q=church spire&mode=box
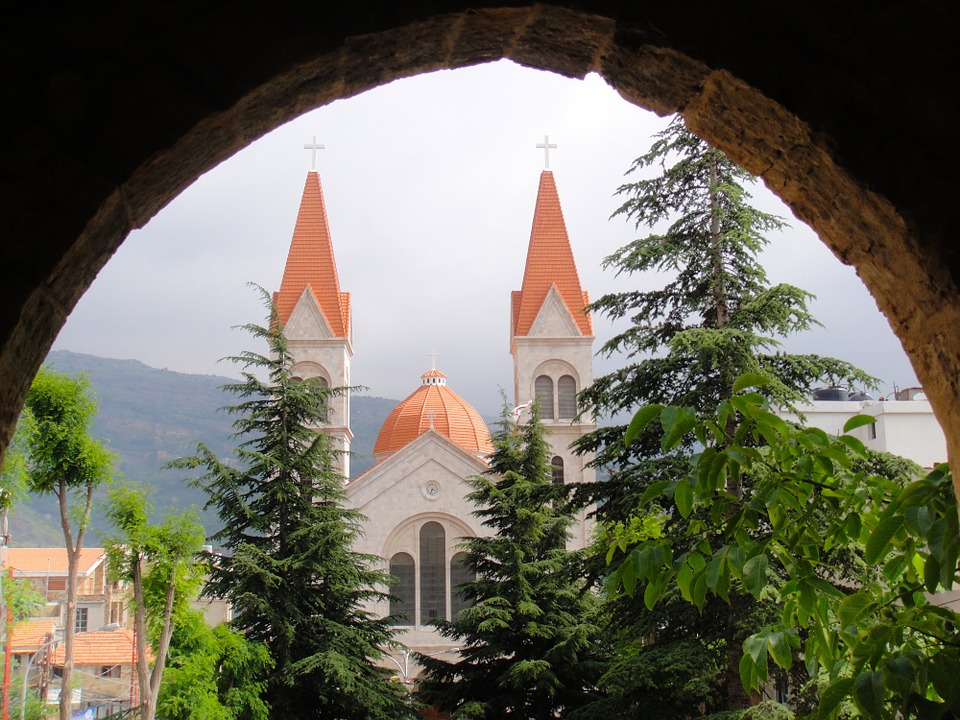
[274,170,350,339]
[511,170,592,339]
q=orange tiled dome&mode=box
[373,370,493,461]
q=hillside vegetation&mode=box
[8,351,398,546]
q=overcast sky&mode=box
[51,60,919,419]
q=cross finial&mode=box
[304,136,325,170]
[536,135,557,169]
[428,411,436,430]
[427,348,440,370]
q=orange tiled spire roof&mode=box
[373,369,493,461]
[274,171,350,338]
[512,171,592,338]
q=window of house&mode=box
[99,665,121,678]
[551,456,565,485]
[419,522,447,624]
[110,600,123,625]
[449,552,474,619]
[75,607,88,634]
[535,375,554,420]
[47,578,66,592]
[557,375,577,419]
[388,553,415,625]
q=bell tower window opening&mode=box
[535,375,555,420]
[420,522,447,623]
[557,375,577,419]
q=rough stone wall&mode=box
[1,3,955,492]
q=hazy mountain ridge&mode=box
[9,351,400,547]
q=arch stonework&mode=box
[2,4,955,493]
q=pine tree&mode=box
[574,117,874,714]
[415,402,605,719]
[172,288,413,720]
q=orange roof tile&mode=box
[274,171,350,338]
[50,629,150,666]
[512,171,593,338]
[374,370,493,460]
[5,547,105,575]
[7,619,56,653]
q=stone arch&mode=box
[2,4,956,498]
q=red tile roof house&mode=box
[4,548,127,635]
[48,629,148,717]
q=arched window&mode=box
[420,522,446,624]
[551,456,565,485]
[558,375,577,419]
[388,553,415,625]
[535,375,554,420]
[449,552,474,619]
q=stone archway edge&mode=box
[1,4,955,500]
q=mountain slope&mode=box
[8,351,397,546]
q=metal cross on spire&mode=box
[536,135,557,169]
[427,348,441,370]
[303,136,325,169]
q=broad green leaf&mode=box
[924,554,942,594]
[625,404,664,445]
[619,554,637,597]
[743,633,766,664]
[643,578,662,611]
[865,515,904,564]
[637,480,672,509]
[843,414,877,433]
[674,479,693,517]
[838,591,873,630]
[767,631,793,670]
[660,406,696,452]
[732,373,771,393]
[903,504,934,538]
[742,554,768,598]
[818,677,855,718]
[676,561,693,602]
[853,670,885,719]
[930,652,960,705]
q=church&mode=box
[271,145,596,660]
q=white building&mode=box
[782,387,947,469]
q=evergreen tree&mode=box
[172,288,413,720]
[416,402,605,719]
[574,117,873,714]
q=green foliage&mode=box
[173,286,414,720]
[572,116,878,715]
[157,610,272,720]
[415,401,606,719]
[102,483,206,646]
[1,574,43,622]
[605,385,960,719]
[23,366,113,499]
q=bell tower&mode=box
[511,139,596,545]
[274,139,353,477]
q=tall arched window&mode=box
[388,553,415,625]
[449,552,474,619]
[558,375,577,419]
[420,522,446,624]
[535,375,555,420]
[551,456,565,485]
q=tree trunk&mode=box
[58,482,75,720]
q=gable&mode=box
[285,286,334,340]
[346,430,488,506]
[528,284,582,337]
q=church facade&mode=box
[272,153,596,660]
